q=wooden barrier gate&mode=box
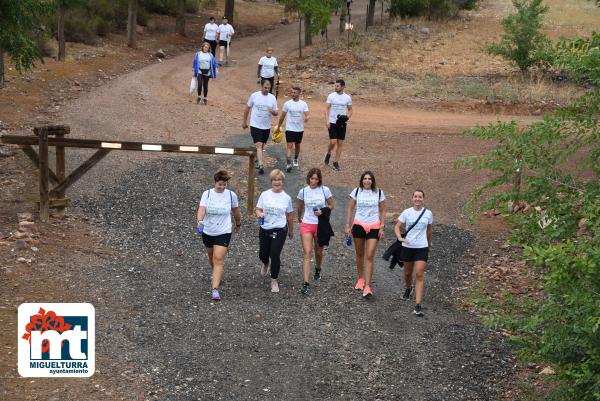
[1,125,258,222]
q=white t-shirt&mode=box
[218,24,234,42]
[247,91,278,130]
[327,92,352,124]
[204,23,219,41]
[256,189,293,230]
[350,188,385,225]
[399,207,433,249]
[282,100,309,133]
[199,189,239,236]
[259,56,278,78]
[297,186,332,225]
[196,51,212,70]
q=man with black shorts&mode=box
[243,80,278,175]
[324,79,353,171]
[275,86,309,172]
[217,16,234,66]
[203,17,219,56]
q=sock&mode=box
[294,154,299,160]
[287,158,291,164]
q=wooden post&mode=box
[247,154,256,215]
[38,128,49,222]
[55,132,66,217]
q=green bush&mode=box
[389,0,426,18]
[459,30,600,401]
[484,0,551,72]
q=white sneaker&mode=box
[271,281,280,293]
[292,159,299,167]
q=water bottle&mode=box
[346,234,352,246]
[258,215,265,225]
[313,207,319,214]
[197,223,204,235]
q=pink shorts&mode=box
[300,222,318,238]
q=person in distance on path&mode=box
[196,170,242,301]
[202,16,219,56]
[256,169,294,293]
[192,42,216,105]
[297,168,334,295]
[257,47,279,94]
[275,86,309,172]
[324,79,352,171]
[345,171,386,298]
[243,80,278,175]
[394,189,433,316]
[217,16,235,66]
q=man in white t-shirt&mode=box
[324,79,353,171]
[243,80,278,175]
[217,16,235,66]
[203,16,219,56]
[275,86,309,172]
[257,48,279,94]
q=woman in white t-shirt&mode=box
[344,171,386,298]
[297,167,334,295]
[196,170,242,301]
[394,189,433,316]
[257,47,278,94]
[256,169,294,293]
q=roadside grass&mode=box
[543,0,600,38]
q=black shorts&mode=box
[206,40,217,54]
[328,123,347,140]
[351,224,379,240]
[202,232,232,248]
[285,130,304,143]
[250,127,270,143]
[400,247,429,262]
[219,40,229,47]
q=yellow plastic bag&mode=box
[272,126,283,144]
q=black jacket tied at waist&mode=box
[317,207,335,247]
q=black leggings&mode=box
[259,227,287,279]
[197,70,210,98]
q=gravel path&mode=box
[72,150,514,400]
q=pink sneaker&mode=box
[354,277,365,290]
[362,286,373,298]
[211,288,221,301]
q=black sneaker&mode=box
[332,162,340,171]
[413,303,424,316]
[402,287,412,301]
[324,153,331,165]
[259,165,265,175]
[203,98,208,105]
[299,282,309,295]
[286,162,292,172]
[314,268,321,280]
[196,97,202,104]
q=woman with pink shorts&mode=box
[297,168,334,295]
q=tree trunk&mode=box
[339,7,346,34]
[366,0,376,27]
[127,0,137,48]
[176,0,185,36]
[58,3,66,61]
[304,16,312,46]
[225,0,235,24]
[298,18,302,59]
[0,46,4,88]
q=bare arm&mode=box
[347,104,353,120]
[326,196,334,211]
[276,111,287,131]
[344,198,356,235]
[196,206,206,226]
[232,207,242,233]
[255,207,264,219]
[297,199,304,223]
[304,110,310,122]
[325,104,331,128]
[427,224,433,248]
[257,64,262,78]
[287,212,294,239]
[242,106,250,129]
[378,199,386,239]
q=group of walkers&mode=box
[192,18,433,317]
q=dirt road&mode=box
[2,1,522,400]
